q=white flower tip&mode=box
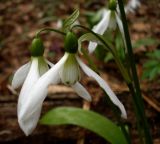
[88,42,97,54]
[85,95,92,102]
[121,112,127,119]
[120,106,127,119]
[11,81,18,89]
[18,118,34,136]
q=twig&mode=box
[142,94,160,112]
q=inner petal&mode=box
[60,53,80,85]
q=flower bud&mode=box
[108,0,117,11]
[64,32,78,53]
[30,37,44,56]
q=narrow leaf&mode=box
[40,107,127,144]
[63,9,79,31]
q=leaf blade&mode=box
[40,107,127,144]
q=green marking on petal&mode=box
[33,57,49,76]
[60,53,80,85]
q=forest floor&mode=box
[0,0,160,143]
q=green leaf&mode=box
[40,107,127,144]
[142,65,160,80]
[146,50,160,59]
[104,52,114,62]
[149,67,159,80]
[143,60,159,68]
[63,9,79,32]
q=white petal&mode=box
[115,13,127,50]
[115,13,123,37]
[92,9,111,35]
[88,42,98,54]
[108,12,117,30]
[88,9,111,54]
[125,0,140,13]
[72,82,91,101]
[12,62,31,89]
[18,53,69,135]
[45,59,54,67]
[19,105,42,136]
[18,58,40,135]
[18,59,39,111]
[77,57,127,118]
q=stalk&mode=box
[117,1,153,143]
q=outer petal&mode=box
[115,13,127,50]
[19,105,42,136]
[125,0,140,13]
[76,57,127,118]
[71,82,92,101]
[88,9,111,54]
[88,42,98,54]
[12,62,31,89]
[18,53,69,135]
[45,59,54,67]
[18,58,40,135]
[92,9,111,35]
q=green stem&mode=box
[128,84,145,144]
[36,28,66,37]
[117,1,153,144]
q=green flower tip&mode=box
[64,32,78,54]
[108,0,117,11]
[30,37,45,57]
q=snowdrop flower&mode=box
[11,37,53,135]
[125,0,141,13]
[88,0,125,54]
[18,32,127,135]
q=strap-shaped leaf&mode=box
[63,9,79,32]
[40,107,127,144]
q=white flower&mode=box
[88,8,125,54]
[18,52,127,135]
[125,0,141,13]
[11,56,53,135]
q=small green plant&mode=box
[142,49,160,80]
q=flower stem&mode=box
[36,28,66,38]
[117,0,153,144]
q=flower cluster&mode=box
[88,0,141,53]
[12,31,127,135]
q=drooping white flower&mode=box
[125,0,141,13]
[88,8,125,54]
[11,37,53,135]
[18,32,127,136]
[12,57,53,135]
